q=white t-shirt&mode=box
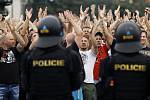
[79,50,96,83]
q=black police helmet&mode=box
[114,21,142,53]
[36,15,64,48]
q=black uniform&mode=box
[20,45,82,100]
[100,53,150,100]
[20,15,82,100]
[99,21,150,100]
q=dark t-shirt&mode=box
[0,47,20,84]
[67,41,79,53]
[67,41,85,81]
[139,46,150,57]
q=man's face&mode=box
[80,37,89,50]
[31,32,39,42]
[140,32,147,46]
[82,27,91,38]
[95,35,103,47]
[4,33,16,47]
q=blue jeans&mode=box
[72,87,83,100]
[0,84,19,100]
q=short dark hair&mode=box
[95,32,103,38]
[141,30,148,37]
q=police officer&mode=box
[100,21,150,100]
[20,15,82,100]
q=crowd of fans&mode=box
[0,4,150,100]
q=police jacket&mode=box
[20,45,82,100]
[100,52,150,100]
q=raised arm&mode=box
[64,10,83,48]
[102,19,114,46]
[6,19,26,51]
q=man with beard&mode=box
[79,35,97,100]
[79,32,107,100]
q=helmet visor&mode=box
[115,41,142,53]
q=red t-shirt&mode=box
[93,44,108,80]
